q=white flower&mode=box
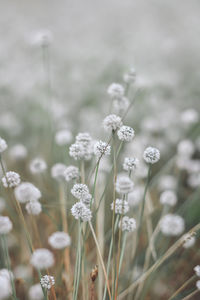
[48,231,71,249]
[71,202,92,222]
[14,182,41,203]
[40,275,55,290]
[72,132,93,160]
[123,157,139,171]
[103,114,122,132]
[55,129,73,146]
[0,197,6,213]
[80,193,92,208]
[2,171,21,188]
[123,67,136,84]
[117,126,135,142]
[113,97,130,114]
[69,143,85,160]
[115,175,134,194]
[107,83,124,99]
[196,280,200,290]
[177,139,195,158]
[26,201,42,215]
[28,283,43,300]
[143,147,160,164]
[160,214,185,236]
[0,269,14,281]
[194,265,200,277]
[71,184,89,200]
[30,249,54,270]
[119,216,136,232]
[94,140,111,158]
[30,29,53,47]
[30,158,47,174]
[182,234,196,249]
[51,163,67,181]
[128,186,143,207]
[75,132,92,146]
[9,144,27,160]
[180,109,199,126]
[64,166,79,182]
[0,137,7,153]
[0,276,12,300]
[0,216,12,234]
[159,190,177,207]
[159,175,177,191]
[111,199,129,214]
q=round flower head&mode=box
[196,280,200,290]
[117,126,135,142]
[123,157,139,171]
[69,143,85,160]
[26,201,42,215]
[80,193,92,208]
[30,248,54,270]
[107,83,124,99]
[119,216,136,232]
[94,140,111,158]
[71,202,92,222]
[0,197,6,213]
[51,163,67,181]
[14,182,41,203]
[113,97,130,114]
[48,231,71,249]
[9,144,27,160]
[159,190,177,207]
[40,275,55,290]
[0,216,12,234]
[103,114,122,132]
[71,184,89,200]
[123,67,136,84]
[30,29,53,47]
[143,147,160,164]
[0,269,14,281]
[64,165,79,182]
[0,276,12,300]
[180,108,199,126]
[55,129,72,146]
[177,139,195,158]
[111,199,129,214]
[0,137,7,153]
[159,175,177,191]
[75,132,92,146]
[128,186,143,207]
[30,158,47,174]
[160,214,185,236]
[2,171,21,188]
[182,234,196,249]
[115,175,134,194]
[28,283,43,300]
[194,265,200,277]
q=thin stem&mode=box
[89,221,112,300]
[168,275,197,300]
[73,221,82,300]
[182,289,199,300]
[118,232,127,277]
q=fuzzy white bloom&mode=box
[2,171,21,188]
[182,234,196,249]
[123,157,139,171]
[30,158,47,174]
[160,214,185,236]
[26,201,42,215]
[0,216,12,234]
[128,186,143,207]
[180,109,199,126]
[51,163,67,181]
[0,269,14,281]
[71,184,89,200]
[71,202,92,222]
[119,216,136,232]
[28,283,43,300]
[107,83,124,99]
[0,197,6,213]
[30,29,53,47]
[55,129,73,146]
[123,67,136,84]
[94,140,111,158]
[48,231,71,249]
[196,280,200,290]
[117,126,135,142]
[30,249,54,270]
[64,166,79,182]
[103,114,122,132]
[113,97,130,114]
[40,275,55,290]
[159,190,177,206]
[69,143,85,160]
[187,173,200,188]
[74,132,93,160]
[159,175,177,191]
[14,182,41,203]
[80,193,93,208]
[111,199,129,214]
[0,275,12,300]
[194,265,200,277]
[0,137,7,153]
[9,144,27,160]
[177,139,195,158]
[143,147,160,164]
[115,175,134,194]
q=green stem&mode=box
[118,232,127,275]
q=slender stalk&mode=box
[181,289,199,300]
[73,221,82,300]
[89,221,112,300]
[168,275,197,300]
[118,232,127,277]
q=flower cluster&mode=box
[119,216,136,232]
[93,140,111,158]
[48,231,71,249]
[2,171,21,188]
[143,147,160,164]
[123,157,139,171]
[103,114,122,132]
[70,132,93,161]
[0,216,12,234]
[115,175,134,194]
[40,275,55,290]
[30,249,54,270]
[111,199,129,214]
[117,126,135,142]
[0,137,7,153]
